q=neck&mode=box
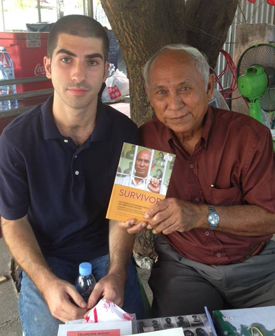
[175,129,202,156]
[52,97,98,146]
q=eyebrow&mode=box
[55,49,104,60]
[152,80,193,89]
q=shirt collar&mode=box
[201,105,214,150]
[41,95,112,142]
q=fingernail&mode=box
[144,214,149,219]
[152,229,157,234]
[141,222,147,228]
[147,225,152,229]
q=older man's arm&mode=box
[87,219,135,309]
[143,198,275,236]
[120,200,275,236]
[1,215,87,322]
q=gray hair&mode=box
[143,44,210,90]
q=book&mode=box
[137,313,215,336]
[106,142,176,223]
[212,306,275,336]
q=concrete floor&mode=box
[0,238,22,336]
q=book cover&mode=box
[212,306,275,336]
[106,142,176,223]
[137,313,215,336]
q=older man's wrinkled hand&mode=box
[144,198,205,235]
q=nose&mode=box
[140,160,145,166]
[168,92,184,111]
[71,61,86,84]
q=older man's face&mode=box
[147,49,214,140]
[135,150,151,178]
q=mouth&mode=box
[166,113,191,124]
[67,87,89,96]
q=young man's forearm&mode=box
[108,219,135,279]
[1,215,57,292]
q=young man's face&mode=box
[44,33,108,111]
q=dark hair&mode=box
[47,15,109,60]
[156,169,163,178]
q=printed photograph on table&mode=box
[106,142,176,223]
[138,315,214,335]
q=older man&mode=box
[121,44,275,317]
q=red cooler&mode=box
[0,32,52,93]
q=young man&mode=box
[121,44,275,316]
[0,15,143,335]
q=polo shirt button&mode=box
[216,253,221,257]
[64,139,68,143]
[195,198,200,202]
[75,155,77,158]
[190,164,194,169]
[75,171,80,175]
[205,231,209,236]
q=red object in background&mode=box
[0,32,52,93]
[267,0,275,5]
[247,0,257,2]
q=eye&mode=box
[179,86,191,92]
[61,57,71,64]
[87,59,100,66]
[156,90,167,95]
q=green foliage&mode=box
[14,0,37,10]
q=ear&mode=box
[144,84,149,97]
[44,56,51,79]
[206,73,215,101]
[103,62,109,82]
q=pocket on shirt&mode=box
[210,185,241,205]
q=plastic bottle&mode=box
[0,65,11,111]
[75,262,96,303]
[0,46,18,109]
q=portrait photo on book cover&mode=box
[116,143,175,196]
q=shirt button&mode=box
[75,155,77,158]
[190,164,194,169]
[216,253,221,257]
[195,198,200,203]
[64,139,68,143]
[75,171,79,175]
[205,231,209,236]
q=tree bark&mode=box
[101,0,238,126]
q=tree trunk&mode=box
[101,0,238,126]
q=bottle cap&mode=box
[79,262,92,276]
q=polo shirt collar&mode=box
[41,95,61,140]
[41,95,112,142]
[89,99,112,142]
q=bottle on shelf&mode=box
[0,46,18,109]
[75,262,96,303]
[0,64,11,111]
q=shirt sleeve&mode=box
[0,132,30,220]
[242,126,275,213]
